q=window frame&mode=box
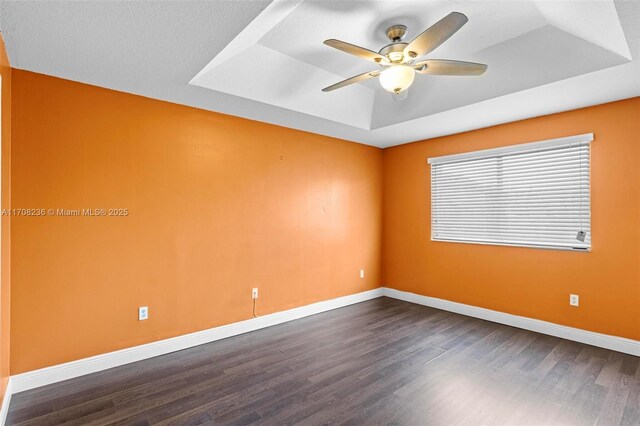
[428,133,593,252]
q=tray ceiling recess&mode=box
[190,0,638,145]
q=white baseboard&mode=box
[0,378,12,426]
[8,286,638,399]
[382,287,640,357]
[10,288,383,394]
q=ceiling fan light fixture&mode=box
[379,65,415,93]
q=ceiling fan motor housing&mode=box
[379,42,408,63]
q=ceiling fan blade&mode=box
[322,70,381,92]
[324,39,388,64]
[404,12,468,59]
[414,60,487,76]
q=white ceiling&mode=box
[2,0,639,148]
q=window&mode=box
[429,133,592,251]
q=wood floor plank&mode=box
[6,297,639,425]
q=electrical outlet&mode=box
[252,288,259,299]
[138,306,149,320]
[360,269,365,279]
[569,294,579,307]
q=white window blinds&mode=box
[429,134,593,251]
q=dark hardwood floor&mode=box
[7,297,640,425]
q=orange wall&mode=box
[0,32,12,406]
[383,98,640,340]
[10,70,382,374]
[7,68,639,376]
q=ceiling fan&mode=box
[322,12,487,95]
